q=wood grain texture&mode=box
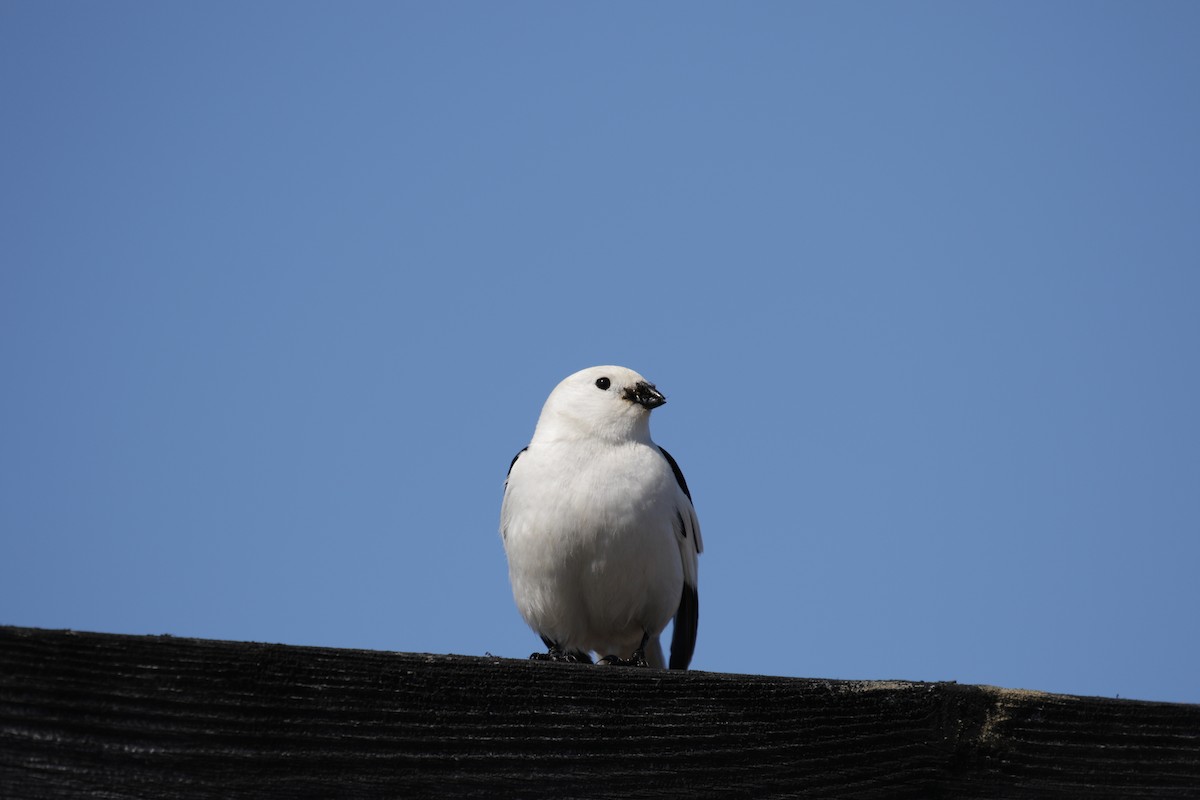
[1,626,1197,799]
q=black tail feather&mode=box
[669,584,699,670]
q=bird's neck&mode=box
[532,411,653,446]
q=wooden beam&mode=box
[2,626,1197,798]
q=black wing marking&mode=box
[669,583,699,670]
[657,446,692,502]
[506,447,528,482]
[663,445,700,668]
[501,447,529,541]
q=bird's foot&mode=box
[597,648,650,668]
[597,632,652,667]
[530,646,590,664]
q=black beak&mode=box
[624,380,666,410]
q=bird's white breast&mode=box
[501,439,684,657]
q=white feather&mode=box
[500,365,702,669]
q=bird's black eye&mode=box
[595,377,611,390]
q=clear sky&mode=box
[3,3,1198,704]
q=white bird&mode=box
[500,366,703,670]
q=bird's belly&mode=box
[505,509,683,655]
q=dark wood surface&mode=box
[2,626,1197,798]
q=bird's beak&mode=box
[625,381,667,410]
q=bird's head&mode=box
[532,365,666,444]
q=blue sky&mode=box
[3,3,1198,704]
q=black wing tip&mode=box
[669,584,699,670]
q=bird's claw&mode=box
[597,648,650,668]
[530,647,589,664]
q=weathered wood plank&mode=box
[1,626,1197,798]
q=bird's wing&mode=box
[505,446,528,484]
[658,446,704,557]
[500,447,528,541]
[659,446,701,670]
